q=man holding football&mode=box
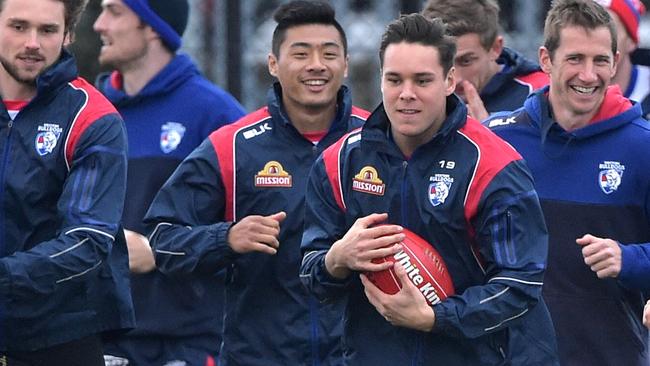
[300,13,558,365]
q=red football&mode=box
[365,228,454,305]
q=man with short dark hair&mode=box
[300,13,558,365]
[487,0,650,364]
[144,1,367,365]
[94,0,245,365]
[422,0,549,120]
[0,0,133,364]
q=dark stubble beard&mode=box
[0,53,51,87]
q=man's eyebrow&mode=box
[288,41,342,48]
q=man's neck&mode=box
[0,68,37,101]
[548,91,599,131]
[118,47,174,96]
[283,99,337,134]
[392,119,443,159]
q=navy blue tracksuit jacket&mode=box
[97,53,245,365]
[301,96,558,365]
[145,84,367,366]
[0,51,134,351]
[487,86,650,366]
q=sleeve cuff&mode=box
[431,302,450,333]
[618,243,650,290]
[215,221,237,255]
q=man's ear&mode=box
[63,31,72,47]
[445,66,456,96]
[489,35,504,61]
[268,53,278,78]
[611,50,620,79]
[539,46,552,74]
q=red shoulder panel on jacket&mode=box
[65,78,120,169]
[514,71,549,92]
[351,106,370,120]
[459,118,522,222]
[210,107,272,221]
[321,129,361,212]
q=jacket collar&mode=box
[481,47,541,97]
[525,85,642,142]
[33,49,77,99]
[96,53,198,105]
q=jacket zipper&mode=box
[309,292,321,366]
[400,160,409,227]
[399,159,424,365]
[0,119,15,255]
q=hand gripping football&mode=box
[365,228,454,305]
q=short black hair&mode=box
[379,13,456,75]
[271,0,347,57]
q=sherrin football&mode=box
[365,228,454,305]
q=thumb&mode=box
[394,262,415,292]
[269,211,287,223]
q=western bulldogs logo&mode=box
[429,174,453,206]
[160,122,186,153]
[598,161,625,194]
[35,123,63,156]
[255,161,292,187]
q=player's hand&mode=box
[227,212,286,255]
[461,80,489,121]
[576,234,622,278]
[125,229,156,273]
[360,262,435,331]
[325,213,403,279]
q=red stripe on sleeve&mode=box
[460,118,522,223]
[65,78,120,169]
[210,107,271,221]
[321,129,361,212]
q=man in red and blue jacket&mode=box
[300,14,558,366]
[0,0,133,364]
[144,2,367,365]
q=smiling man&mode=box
[0,0,133,364]
[300,13,558,365]
[486,1,650,365]
[143,1,367,365]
